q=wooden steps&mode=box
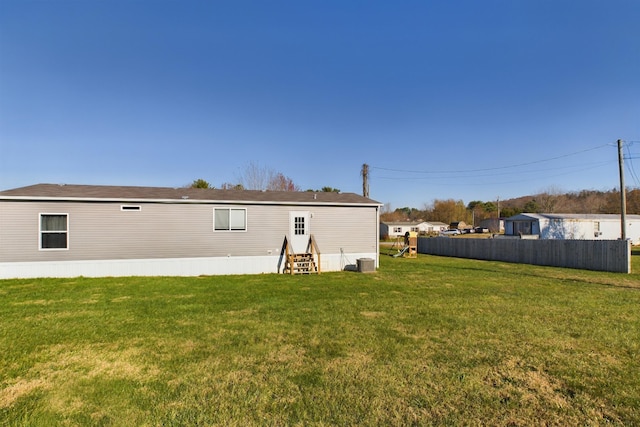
[284,252,319,275]
[282,235,321,275]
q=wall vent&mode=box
[121,205,141,211]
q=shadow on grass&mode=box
[418,254,640,291]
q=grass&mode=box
[1,255,639,426]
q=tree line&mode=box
[187,162,340,193]
[184,161,635,226]
[381,188,638,226]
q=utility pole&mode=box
[618,139,627,240]
[496,196,501,233]
[361,164,369,198]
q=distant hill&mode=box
[381,188,637,225]
[498,188,637,217]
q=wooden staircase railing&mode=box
[283,235,321,275]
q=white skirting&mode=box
[0,252,378,279]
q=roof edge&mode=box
[0,194,382,207]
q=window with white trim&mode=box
[214,208,247,231]
[40,214,69,250]
[393,227,402,233]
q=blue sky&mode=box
[1,1,638,209]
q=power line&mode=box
[371,143,611,175]
[374,161,612,187]
[372,160,613,181]
[625,143,640,187]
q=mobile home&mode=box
[0,184,381,279]
[504,213,639,244]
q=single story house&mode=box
[380,221,448,238]
[381,221,423,238]
[0,184,381,279]
[504,213,640,244]
[428,222,449,233]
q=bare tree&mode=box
[220,182,245,190]
[237,161,299,191]
[267,173,299,191]
[535,186,566,213]
[238,161,271,190]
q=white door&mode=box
[289,211,310,253]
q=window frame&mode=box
[213,207,247,232]
[39,213,69,251]
[293,215,306,235]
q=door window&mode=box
[294,216,306,235]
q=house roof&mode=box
[507,213,640,221]
[0,184,381,207]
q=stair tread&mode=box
[285,251,318,274]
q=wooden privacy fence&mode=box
[417,237,631,273]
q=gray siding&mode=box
[311,206,378,253]
[1,201,378,263]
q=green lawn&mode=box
[1,254,639,426]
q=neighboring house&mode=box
[504,213,640,244]
[0,184,381,279]
[427,222,449,233]
[380,221,450,238]
[380,221,427,238]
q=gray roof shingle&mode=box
[0,183,380,206]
